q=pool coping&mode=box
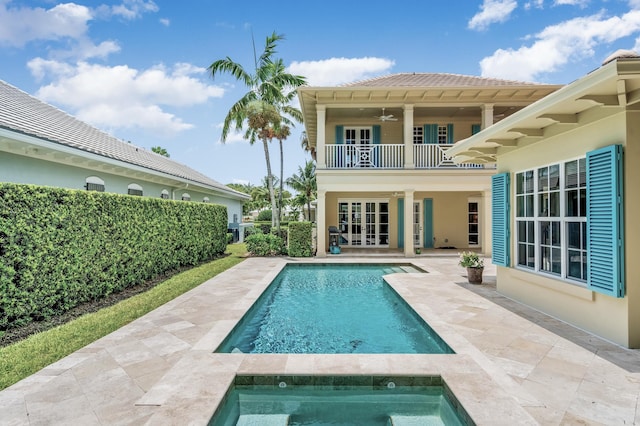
[135,258,538,425]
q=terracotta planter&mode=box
[466,267,483,284]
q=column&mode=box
[481,104,494,129]
[482,189,492,257]
[403,189,415,257]
[403,104,414,168]
[316,105,326,168]
[316,190,327,257]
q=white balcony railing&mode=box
[324,144,484,169]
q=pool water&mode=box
[216,264,452,354]
[208,376,468,426]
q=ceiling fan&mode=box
[375,107,398,122]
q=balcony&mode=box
[324,144,486,169]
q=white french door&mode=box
[338,200,389,247]
[413,202,422,247]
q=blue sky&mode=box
[1,0,640,188]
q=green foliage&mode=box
[458,251,484,268]
[0,244,247,391]
[245,232,284,256]
[287,221,313,257]
[0,183,228,330]
[226,233,234,244]
[257,209,272,221]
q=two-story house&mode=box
[298,73,561,256]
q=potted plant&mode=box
[415,247,421,255]
[459,251,484,284]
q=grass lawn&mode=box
[0,243,247,391]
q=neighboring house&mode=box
[0,80,250,227]
[448,51,640,348]
[298,73,561,256]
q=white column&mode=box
[403,104,414,168]
[404,190,415,257]
[482,189,492,257]
[481,104,494,129]
[316,190,327,257]
[316,105,326,168]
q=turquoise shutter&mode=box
[446,123,454,144]
[335,125,344,144]
[372,125,381,167]
[492,173,510,266]
[587,145,624,298]
[471,124,481,135]
[424,124,437,144]
[397,198,404,249]
[423,198,433,248]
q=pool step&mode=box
[388,415,443,426]
[236,414,290,425]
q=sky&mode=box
[1,0,640,188]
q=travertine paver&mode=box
[0,255,639,425]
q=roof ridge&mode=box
[340,72,544,87]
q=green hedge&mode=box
[288,222,313,257]
[0,183,227,330]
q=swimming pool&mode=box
[216,264,452,354]
[208,375,470,426]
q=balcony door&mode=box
[345,127,372,167]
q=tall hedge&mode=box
[287,221,313,257]
[0,183,227,330]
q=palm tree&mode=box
[286,160,316,221]
[209,32,306,231]
[151,146,170,157]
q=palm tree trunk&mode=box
[306,199,311,221]
[278,139,284,231]
[262,139,279,230]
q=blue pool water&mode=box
[208,376,468,426]
[216,264,452,354]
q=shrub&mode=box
[0,183,228,330]
[226,233,234,244]
[245,232,284,256]
[288,221,313,257]
[256,209,272,221]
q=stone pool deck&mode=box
[1,256,639,425]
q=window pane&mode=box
[550,192,560,217]
[567,189,578,216]
[525,195,534,217]
[549,164,560,190]
[527,245,535,268]
[538,167,549,191]
[516,172,524,194]
[518,221,527,242]
[469,224,478,234]
[518,244,527,266]
[565,160,578,188]
[579,189,586,217]
[469,235,479,245]
[539,193,549,216]
[517,196,525,217]
[552,248,561,274]
[568,222,581,249]
[524,171,534,193]
[551,221,561,245]
[469,202,478,213]
[581,222,587,250]
[527,221,535,243]
[541,222,550,245]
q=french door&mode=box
[338,200,389,247]
[413,202,422,247]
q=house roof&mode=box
[341,73,543,88]
[0,80,249,200]
[297,73,562,150]
[447,56,640,164]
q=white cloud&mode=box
[0,2,92,47]
[479,9,640,81]
[99,0,158,20]
[159,18,170,26]
[216,123,248,144]
[554,0,589,6]
[30,61,225,134]
[468,0,518,31]
[524,0,545,10]
[287,57,395,86]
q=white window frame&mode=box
[514,156,588,285]
[413,126,423,144]
[437,125,447,144]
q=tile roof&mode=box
[0,80,247,199]
[341,73,543,88]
